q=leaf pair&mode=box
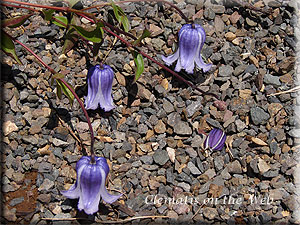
[1,31,22,64]
[1,14,34,64]
[111,1,130,32]
[51,73,75,106]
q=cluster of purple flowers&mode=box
[62,23,226,215]
[84,23,212,112]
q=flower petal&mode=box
[194,26,212,72]
[99,65,115,112]
[179,27,200,74]
[99,168,122,204]
[161,50,179,66]
[85,65,101,110]
[78,163,102,214]
[174,55,183,72]
[61,162,87,199]
[204,128,226,151]
[85,65,115,111]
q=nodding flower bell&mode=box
[61,156,122,215]
[204,128,226,151]
[85,64,115,112]
[162,24,212,74]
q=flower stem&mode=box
[83,0,191,23]
[1,2,39,12]
[6,31,96,158]
[78,14,218,99]
[2,0,96,20]
[57,78,95,160]
[5,0,215,97]
[103,27,218,98]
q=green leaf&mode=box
[57,79,74,105]
[111,2,121,21]
[132,28,151,46]
[62,16,79,54]
[42,9,55,21]
[56,82,62,99]
[1,14,33,28]
[121,16,130,32]
[0,31,22,64]
[62,27,78,54]
[52,16,68,28]
[68,0,80,7]
[132,51,144,82]
[71,23,103,43]
[111,1,130,32]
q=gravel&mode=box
[1,0,298,224]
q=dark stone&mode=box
[9,197,24,206]
[153,150,169,165]
[250,107,270,125]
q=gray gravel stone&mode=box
[214,156,224,172]
[219,65,234,77]
[250,107,270,125]
[22,136,38,145]
[140,155,153,165]
[153,150,169,166]
[38,162,53,173]
[9,197,24,206]
[264,74,281,86]
[173,121,192,135]
[187,162,201,175]
[162,99,174,113]
[186,100,202,117]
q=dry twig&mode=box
[267,86,300,96]
[42,215,169,223]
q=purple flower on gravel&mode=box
[61,156,122,215]
[204,128,226,151]
[85,64,115,112]
[162,24,212,74]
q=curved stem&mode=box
[2,0,96,20]
[79,14,218,99]
[103,26,218,98]
[1,3,40,12]
[58,78,95,162]
[6,31,96,159]
[83,0,190,23]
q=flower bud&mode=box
[204,128,226,151]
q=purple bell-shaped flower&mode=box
[204,128,226,151]
[61,156,122,215]
[162,24,212,74]
[85,64,115,112]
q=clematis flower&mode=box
[162,24,212,74]
[85,64,115,112]
[204,128,226,151]
[61,156,122,215]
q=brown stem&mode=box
[2,0,96,20]
[102,26,218,98]
[1,3,40,12]
[79,14,218,99]
[58,78,95,160]
[5,31,96,158]
[83,0,190,23]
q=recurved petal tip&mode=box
[161,50,180,66]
